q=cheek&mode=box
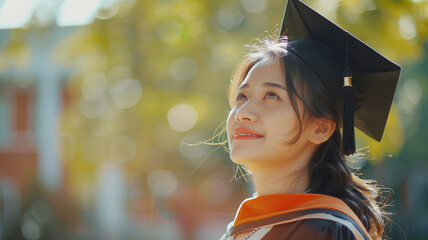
[271,107,296,125]
[226,110,235,141]
[268,111,300,140]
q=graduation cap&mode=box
[280,0,401,155]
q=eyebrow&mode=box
[238,82,287,91]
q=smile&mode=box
[233,127,264,140]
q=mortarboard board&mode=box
[279,0,401,154]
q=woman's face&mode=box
[227,58,314,168]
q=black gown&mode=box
[220,194,371,240]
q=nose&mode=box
[234,101,258,122]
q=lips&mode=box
[233,127,264,140]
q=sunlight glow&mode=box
[56,0,102,27]
[111,78,142,109]
[240,0,267,14]
[167,103,198,132]
[0,0,35,29]
[399,14,417,40]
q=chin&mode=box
[230,152,262,166]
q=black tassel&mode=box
[342,32,355,155]
[343,68,355,155]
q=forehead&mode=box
[240,57,286,87]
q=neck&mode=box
[246,153,313,197]
[250,165,309,196]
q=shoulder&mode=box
[227,194,371,239]
[263,218,356,240]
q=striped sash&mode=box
[224,194,372,240]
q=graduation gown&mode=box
[220,194,372,240]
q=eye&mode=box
[236,93,247,101]
[265,92,279,100]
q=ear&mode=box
[308,118,336,145]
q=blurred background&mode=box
[0,0,427,239]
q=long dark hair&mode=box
[228,37,388,239]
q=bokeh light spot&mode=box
[398,78,422,123]
[399,14,417,40]
[96,2,120,20]
[359,0,377,11]
[147,169,178,197]
[167,103,198,132]
[217,7,244,30]
[56,0,101,27]
[111,78,142,109]
[79,93,107,118]
[21,212,41,240]
[81,72,107,101]
[313,0,339,21]
[240,0,267,14]
[0,0,34,29]
[402,79,422,106]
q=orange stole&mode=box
[232,193,370,237]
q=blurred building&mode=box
[0,69,37,237]
[0,1,111,238]
[0,26,72,239]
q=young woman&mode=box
[220,1,401,239]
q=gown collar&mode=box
[231,193,371,238]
